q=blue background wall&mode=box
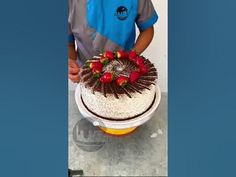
[169,0,236,176]
[0,1,68,176]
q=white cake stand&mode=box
[75,84,161,135]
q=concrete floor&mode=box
[69,90,168,176]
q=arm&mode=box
[134,0,158,54]
[68,43,80,83]
[133,26,154,54]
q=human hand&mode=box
[68,58,80,83]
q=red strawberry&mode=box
[103,51,114,60]
[88,61,103,70]
[116,50,127,59]
[100,56,109,65]
[129,71,140,83]
[116,76,129,86]
[128,50,137,61]
[99,72,113,83]
[92,68,102,78]
[139,65,149,75]
[134,57,144,66]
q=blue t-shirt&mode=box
[68,0,158,65]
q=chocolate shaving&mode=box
[147,71,158,75]
[116,59,123,65]
[110,82,119,99]
[120,86,132,98]
[91,80,99,94]
[130,63,137,70]
[82,73,93,82]
[134,82,151,90]
[132,83,145,90]
[125,59,132,69]
[144,59,151,65]
[94,82,102,92]
[80,68,91,76]
[127,84,142,94]
[101,83,104,96]
[87,78,96,87]
[139,76,157,81]
[149,67,156,72]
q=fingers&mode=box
[68,59,80,83]
[68,59,79,68]
[69,66,80,74]
[69,74,80,83]
[68,59,80,74]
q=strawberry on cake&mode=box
[79,50,158,120]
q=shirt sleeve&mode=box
[136,0,158,31]
[68,0,74,43]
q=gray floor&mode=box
[69,90,168,176]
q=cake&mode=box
[79,50,158,120]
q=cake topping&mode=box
[92,67,102,78]
[80,50,157,98]
[139,65,149,75]
[129,71,140,83]
[100,56,109,65]
[128,50,137,61]
[116,50,128,59]
[88,61,103,70]
[103,51,115,60]
[99,72,114,83]
[116,76,129,87]
[134,56,145,66]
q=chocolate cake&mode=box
[79,50,158,120]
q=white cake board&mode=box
[75,84,161,130]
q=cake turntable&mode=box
[75,84,161,135]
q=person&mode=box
[68,0,158,83]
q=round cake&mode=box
[79,50,158,120]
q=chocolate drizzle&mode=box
[80,57,157,98]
